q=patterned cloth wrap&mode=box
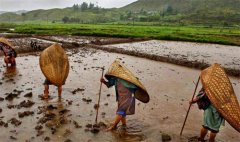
[196,88,210,110]
[107,77,137,117]
[0,42,16,57]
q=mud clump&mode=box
[0,120,8,127]
[0,97,4,101]
[73,120,82,128]
[59,116,68,125]
[9,118,22,127]
[91,124,100,134]
[7,104,16,109]
[63,129,72,136]
[5,92,19,101]
[18,100,35,108]
[66,100,73,105]
[94,104,99,110]
[47,105,57,110]
[64,139,72,142]
[71,88,85,94]
[35,125,43,131]
[18,111,34,118]
[161,133,171,142]
[44,136,50,141]
[24,92,33,98]
[85,122,107,133]
[59,109,70,115]
[36,130,44,137]
[82,98,92,103]
[188,136,200,142]
[10,136,17,140]
[38,112,56,124]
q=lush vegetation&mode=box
[0,0,239,46]
[0,0,239,26]
[5,23,239,46]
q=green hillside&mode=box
[0,0,239,26]
[121,0,240,25]
[0,5,120,24]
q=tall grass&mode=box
[7,23,240,46]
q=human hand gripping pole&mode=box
[95,67,105,124]
[180,76,200,136]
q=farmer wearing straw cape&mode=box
[190,88,224,142]
[0,37,17,67]
[100,60,150,131]
[39,43,69,99]
[188,63,240,142]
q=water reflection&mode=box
[111,122,145,142]
[3,66,18,77]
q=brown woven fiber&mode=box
[39,43,69,86]
[0,37,12,47]
[200,63,240,132]
[105,60,149,103]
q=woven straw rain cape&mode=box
[39,43,69,86]
[0,37,12,47]
[200,63,240,132]
[105,60,150,103]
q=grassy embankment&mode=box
[3,23,240,46]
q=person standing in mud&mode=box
[43,79,63,99]
[39,43,69,100]
[101,60,150,131]
[0,37,17,67]
[189,88,224,142]
[101,76,137,131]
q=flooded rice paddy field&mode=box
[2,36,240,76]
[102,40,240,75]
[0,45,240,142]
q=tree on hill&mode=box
[81,2,88,11]
[89,3,95,9]
[62,16,69,23]
[21,13,26,22]
[73,4,79,11]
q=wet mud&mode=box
[1,35,239,77]
[0,46,240,142]
[99,40,240,76]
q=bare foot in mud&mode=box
[105,124,117,132]
[38,94,50,100]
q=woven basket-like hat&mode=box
[200,63,240,132]
[0,37,12,47]
[39,43,69,86]
[105,60,150,103]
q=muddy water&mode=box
[102,40,240,71]
[0,48,239,142]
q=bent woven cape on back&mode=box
[200,63,240,132]
[39,43,69,86]
[105,60,150,103]
[0,37,12,47]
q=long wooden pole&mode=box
[180,76,200,136]
[95,67,105,124]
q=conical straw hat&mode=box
[105,60,150,103]
[0,37,12,47]
[39,43,69,86]
[200,63,240,132]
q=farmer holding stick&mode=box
[190,88,224,142]
[101,60,150,131]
